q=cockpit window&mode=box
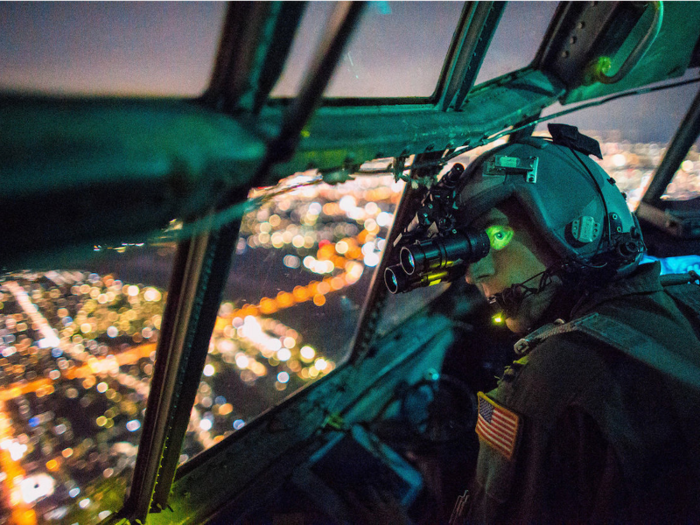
[663,145,700,201]
[0,245,175,523]
[271,2,465,99]
[536,69,700,210]
[0,2,225,96]
[473,1,559,87]
[178,173,404,462]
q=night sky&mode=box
[0,2,226,96]
[0,1,698,143]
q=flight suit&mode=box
[465,262,700,524]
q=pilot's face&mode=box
[465,207,560,334]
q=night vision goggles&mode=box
[384,163,492,294]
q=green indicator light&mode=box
[486,225,514,251]
[492,313,504,324]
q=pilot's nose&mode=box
[465,252,495,285]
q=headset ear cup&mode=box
[608,213,646,279]
[616,238,643,260]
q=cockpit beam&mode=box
[202,2,307,115]
[435,2,505,112]
[259,68,565,185]
[0,96,266,270]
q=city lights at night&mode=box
[0,171,404,523]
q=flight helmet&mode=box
[455,124,646,281]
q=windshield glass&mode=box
[178,172,405,463]
[0,245,174,524]
[473,1,558,86]
[272,2,464,98]
[663,146,700,201]
[0,2,225,96]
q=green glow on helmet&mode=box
[486,225,514,251]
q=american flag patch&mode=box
[475,392,520,460]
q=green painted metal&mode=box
[0,69,564,269]
[0,96,265,269]
[562,1,700,104]
[260,69,566,184]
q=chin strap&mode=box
[490,239,644,322]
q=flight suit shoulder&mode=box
[496,329,615,424]
[470,331,617,524]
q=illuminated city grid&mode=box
[592,137,699,207]
[0,173,403,524]
[182,174,404,462]
[0,272,163,525]
[1,141,698,524]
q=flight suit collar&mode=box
[570,262,663,319]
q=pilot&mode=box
[451,125,700,524]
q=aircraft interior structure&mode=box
[1,2,700,523]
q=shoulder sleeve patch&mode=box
[475,392,521,460]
